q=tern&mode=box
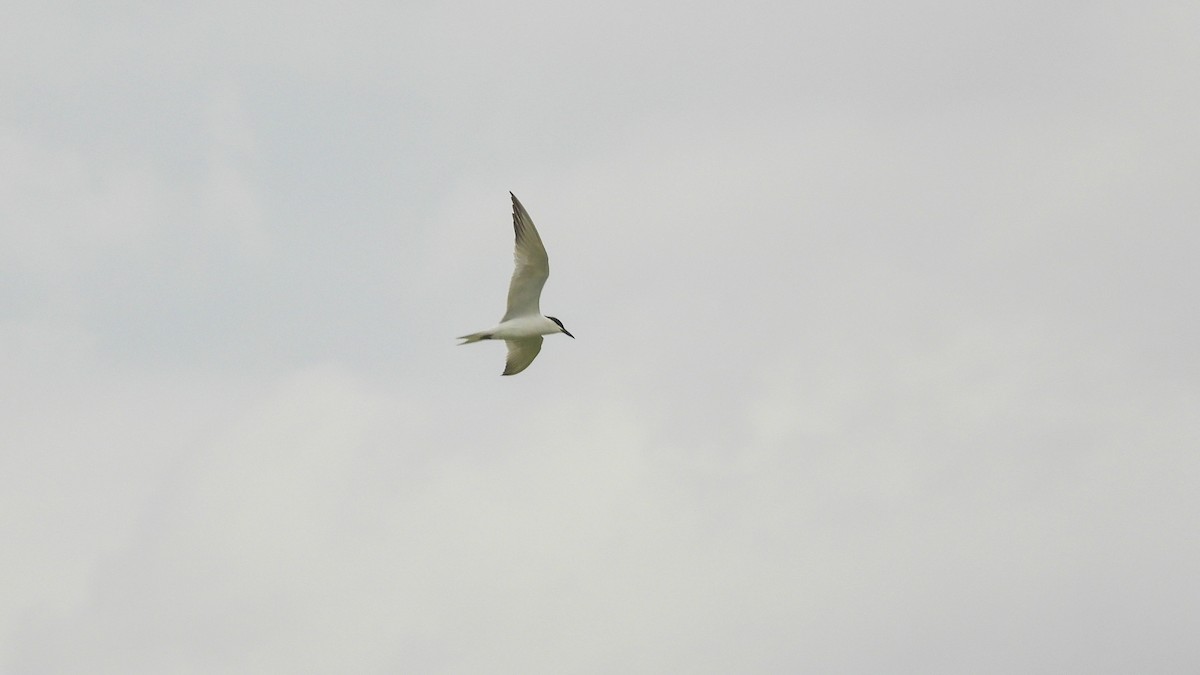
[457,192,574,375]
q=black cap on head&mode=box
[546,316,574,338]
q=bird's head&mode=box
[546,316,574,339]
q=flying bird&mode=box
[457,192,574,375]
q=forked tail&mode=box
[457,331,492,345]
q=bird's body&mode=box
[457,193,573,376]
[460,315,567,342]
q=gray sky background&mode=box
[3,1,1198,673]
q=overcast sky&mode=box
[3,1,1198,673]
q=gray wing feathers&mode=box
[502,337,543,376]
[502,192,550,321]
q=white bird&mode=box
[457,192,574,375]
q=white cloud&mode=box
[2,0,1198,672]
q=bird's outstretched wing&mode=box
[503,337,543,376]
[502,193,550,321]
